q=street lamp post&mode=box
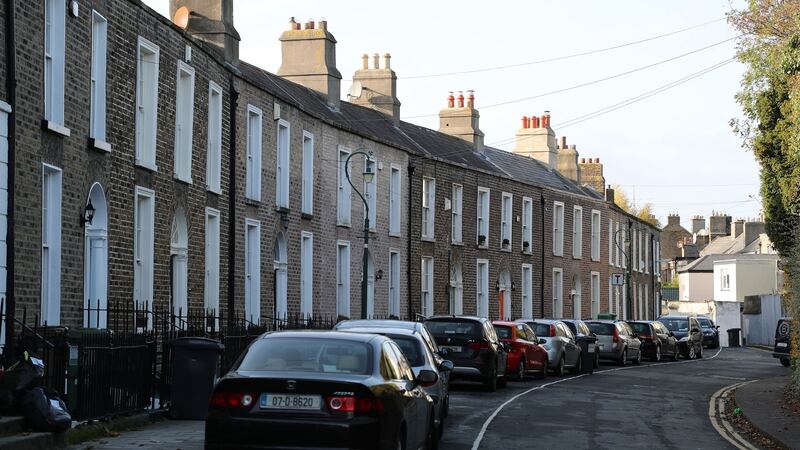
[344,151,375,320]
[614,225,633,320]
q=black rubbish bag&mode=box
[21,387,71,433]
[0,353,45,393]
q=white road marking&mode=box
[708,380,759,450]
[470,347,724,449]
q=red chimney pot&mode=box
[447,92,455,108]
[522,117,529,129]
[457,91,464,108]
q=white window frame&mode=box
[174,61,195,183]
[521,264,533,319]
[135,37,159,170]
[616,222,622,268]
[389,249,401,317]
[133,186,155,325]
[245,105,262,201]
[300,231,314,316]
[336,241,351,317]
[44,0,66,127]
[301,131,314,215]
[591,210,601,262]
[276,119,290,208]
[421,257,434,317]
[90,10,108,144]
[449,264,463,316]
[552,268,563,318]
[608,219,614,266]
[244,218,261,324]
[720,268,730,291]
[206,81,223,193]
[640,230,646,272]
[553,201,564,256]
[590,271,600,319]
[522,197,533,253]
[501,192,513,250]
[477,259,489,318]
[421,177,435,240]
[337,146,352,226]
[41,164,62,325]
[632,229,638,271]
[204,208,220,315]
[389,166,401,236]
[572,205,583,259]
[645,233,651,274]
[451,184,463,244]
[364,156,376,231]
[477,187,490,247]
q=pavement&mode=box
[69,347,787,450]
[735,374,800,449]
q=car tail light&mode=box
[326,396,383,414]
[613,327,620,344]
[549,324,556,337]
[210,392,254,409]
[469,340,490,351]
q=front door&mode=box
[85,235,108,328]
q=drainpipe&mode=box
[226,76,238,330]
[407,163,415,320]
[539,193,546,318]
[4,0,17,353]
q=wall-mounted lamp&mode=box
[363,162,375,183]
[80,199,96,227]
[375,269,384,281]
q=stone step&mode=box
[0,417,25,437]
[0,430,67,450]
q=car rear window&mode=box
[389,335,424,367]
[587,323,615,335]
[238,338,371,375]
[628,322,649,334]
[698,318,713,328]
[563,322,577,335]
[494,325,512,339]
[425,320,482,338]
[662,319,689,332]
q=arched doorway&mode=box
[572,275,582,319]
[84,183,108,328]
[449,263,463,315]
[273,233,287,320]
[170,209,188,325]
[498,270,512,320]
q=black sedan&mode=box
[697,316,720,349]
[659,315,704,359]
[627,320,679,361]
[205,331,436,450]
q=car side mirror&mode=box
[538,338,547,345]
[439,360,454,372]
[417,369,439,387]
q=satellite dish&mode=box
[348,81,363,99]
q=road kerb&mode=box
[708,380,759,450]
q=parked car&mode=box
[334,320,453,440]
[492,321,548,380]
[205,331,435,450]
[586,320,642,365]
[425,316,508,391]
[516,319,583,375]
[659,315,704,359]
[561,319,599,374]
[627,320,679,362]
[774,317,793,367]
[697,316,720,349]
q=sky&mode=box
[144,0,759,231]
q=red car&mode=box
[492,321,548,380]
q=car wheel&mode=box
[618,349,628,366]
[633,348,642,365]
[484,366,498,392]
[572,353,583,374]
[688,344,696,360]
[554,355,566,376]
[396,425,406,450]
[781,357,791,367]
[426,416,439,450]
[671,346,680,361]
[442,394,449,418]
[498,373,508,388]
[514,358,526,381]
[594,350,600,369]
[697,345,703,359]
[536,358,548,379]
[653,345,661,362]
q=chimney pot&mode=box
[522,117,529,129]
[361,54,369,69]
[595,158,600,163]
[308,19,315,29]
[532,116,540,128]
[289,17,298,30]
[384,53,391,69]
[447,91,455,108]
[319,19,327,30]
[373,53,380,69]
[561,136,567,149]
[457,91,464,108]
[580,158,586,163]
[467,90,475,108]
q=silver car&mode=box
[516,319,583,376]
[586,320,642,365]
[334,320,453,440]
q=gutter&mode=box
[4,0,17,351]
[226,76,238,329]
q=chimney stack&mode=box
[277,17,342,109]
[439,90,485,153]
[667,213,681,227]
[169,0,240,64]
[578,155,605,193]
[556,135,581,184]
[350,51,401,123]
[605,185,615,203]
[709,212,732,237]
[512,110,557,170]
[691,215,706,234]
[731,219,745,238]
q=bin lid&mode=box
[726,328,742,332]
[171,337,224,351]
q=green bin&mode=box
[596,313,617,320]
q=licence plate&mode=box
[442,345,462,353]
[777,342,788,348]
[260,393,321,410]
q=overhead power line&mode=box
[397,17,726,80]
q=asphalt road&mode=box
[441,347,787,450]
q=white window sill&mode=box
[207,186,222,195]
[477,244,489,250]
[421,237,435,243]
[573,255,583,260]
[337,222,352,228]
[174,175,193,185]
[522,250,532,255]
[90,138,112,152]
[451,241,463,246]
[136,161,158,172]
[43,120,71,137]
[389,232,402,238]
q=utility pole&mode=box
[344,150,375,320]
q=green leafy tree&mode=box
[730,0,800,396]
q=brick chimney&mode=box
[743,220,765,245]
[277,18,342,109]
[169,0,240,64]
[691,215,706,234]
[350,53,401,123]
[578,156,606,193]
[556,136,581,184]
[709,211,732,237]
[605,185,615,203]
[667,213,681,227]
[439,91,484,153]
[513,111,557,170]
[731,218,745,238]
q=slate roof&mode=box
[678,253,778,273]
